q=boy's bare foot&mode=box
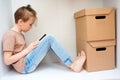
[70,51,86,72]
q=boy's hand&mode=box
[26,40,39,52]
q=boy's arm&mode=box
[4,40,39,65]
[4,49,29,65]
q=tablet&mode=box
[39,34,46,41]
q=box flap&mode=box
[74,9,85,18]
[74,8,115,19]
[88,39,116,48]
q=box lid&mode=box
[74,8,115,19]
[88,39,116,48]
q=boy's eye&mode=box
[30,24,32,26]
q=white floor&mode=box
[1,63,120,80]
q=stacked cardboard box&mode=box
[74,8,116,72]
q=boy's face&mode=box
[19,17,36,32]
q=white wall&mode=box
[11,0,103,63]
[0,0,13,77]
[103,0,120,70]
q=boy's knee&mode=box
[46,34,55,40]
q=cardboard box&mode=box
[74,8,116,72]
[74,8,115,41]
[84,40,115,72]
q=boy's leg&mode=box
[46,35,73,67]
[47,35,86,72]
[22,34,86,73]
[23,35,51,74]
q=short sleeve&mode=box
[2,32,15,52]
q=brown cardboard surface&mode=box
[74,8,116,72]
[74,8,114,18]
[85,40,115,72]
[75,7,115,41]
[76,39,116,72]
[88,40,115,48]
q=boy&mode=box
[2,5,86,74]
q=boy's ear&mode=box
[18,19,24,25]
